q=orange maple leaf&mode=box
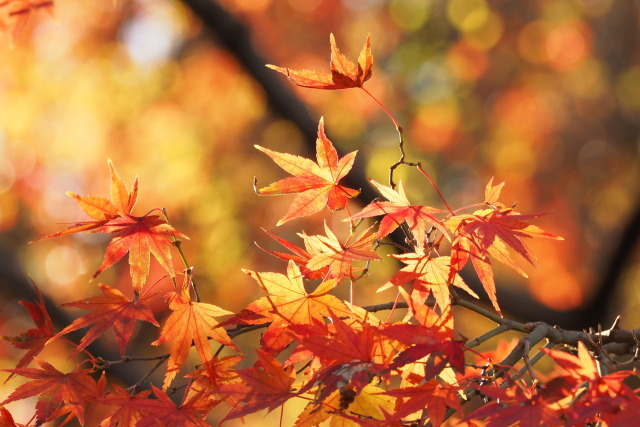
[301,222,380,282]
[151,281,235,390]
[255,117,359,225]
[0,0,53,48]
[0,282,53,382]
[267,33,372,90]
[349,179,447,244]
[97,384,153,427]
[35,159,188,294]
[296,384,395,427]
[225,260,351,353]
[89,214,188,293]
[240,260,351,326]
[184,355,243,411]
[1,359,98,426]
[257,229,329,279]
[379,252,478,311]
[217,350,297,421]
[445,181,563,314]
[48,283,159,357]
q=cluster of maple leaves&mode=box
[2,32,640,427]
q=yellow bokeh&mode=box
[447,0,490,33]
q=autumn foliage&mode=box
[2,24,640,427]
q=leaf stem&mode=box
[385,291,401,323]
[360,87,454,218]
[162,208,201,302]
[416,164,454,216]
[360,86,400,130]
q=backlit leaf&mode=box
[255,118,359,225]
[267,34,372,90]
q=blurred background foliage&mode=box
[0,0,639,424]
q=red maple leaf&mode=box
[151,280,235,389]
[255,117,359,225]
[1,359,98,426]
[48,283,159,357]
[301,223,380,282]
[1,282,53,382]
[35,159,188,294]
[445,181,563,314]
[0,408,20,427]
[216,350,297,421]
[349,179,447,244]
[381,290,464,379]
[465,379,562,427]
[97,384,153,427]
[383,380,463,427]
[134,385,211,427]
[267,33,372,90]
[292,312,399,404]
[542,341,639,425]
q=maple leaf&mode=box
[184,355,243,412]
[267,33,372,90]
[484,177,506,206]
[224,260,351,353]
[0,0,53,48]
[542,341,601,384]
[257,229,329,279]
[38,159,137,237]
[217,349,297,421]
[255,117,359,225]
[541,341,638,425]
[292,312,399,404]
[301,222,380,282]
[464,380,562,427]
[35,159,187,294]
[382,380,463,427]
[134,385,210,427]
[349,179,447,244]
[98,385,153,427]
[48,283,159,357]
[1,282,53,382]
[90,214,188,293]
[0,408,20,427]
[445,183,563,314]
[151,281,235,389]
[381,289,464,379]
[1,359,98,426]
[379,251,478,311]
